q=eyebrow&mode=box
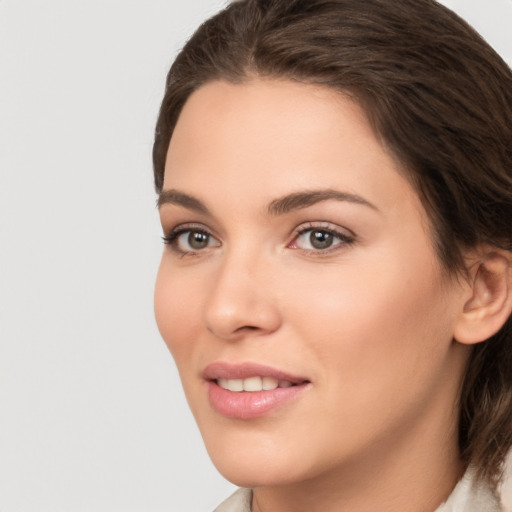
[157,189,210,214]
[267,189,378,215]
[157,188,378,216]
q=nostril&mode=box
[235,325,259,332]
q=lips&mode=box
[203,362,310,419]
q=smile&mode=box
[203,362,310,419]
[217,376,297,392]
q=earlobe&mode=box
[454,249,512,345]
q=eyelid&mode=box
[162,222,221,255]
[288,221,356,253]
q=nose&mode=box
[203,253,282,341]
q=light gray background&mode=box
[1,1,511,511]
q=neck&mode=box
[252,435,463,512]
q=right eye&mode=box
[162,227,221,254]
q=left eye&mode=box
[291,228,353,251]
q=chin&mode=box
[211,454,303,489]
[202,424,338,490]
[200,426,305,488]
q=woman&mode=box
[152,0,512,510]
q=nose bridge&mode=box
[203,244,281,340]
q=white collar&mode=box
[435,468,502,512]
[213,468,502,511]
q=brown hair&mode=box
[153,0,512,487]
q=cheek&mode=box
[288,248,456,391]
[154,259,202,362]
[273,253,460,461]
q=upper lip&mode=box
[202,362,309,384]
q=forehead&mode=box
[164,79,423,219]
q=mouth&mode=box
[203,362,311,420]
[216,376,301,392]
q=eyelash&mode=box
[162,223,218,256]
[290,223,356,254]
[162,222,356,256]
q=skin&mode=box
[154,79,474,512]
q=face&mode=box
[155,79,469,489]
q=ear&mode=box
[454,248,512,345]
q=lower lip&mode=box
[207,381,309,420]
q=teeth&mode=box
[243,376,262,391]
[227,379,243,392]
[217,376,294,392]
[262,377,279,390]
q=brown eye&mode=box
[291,226,355,253]
[188,231,210,250]
[176,229,219,252]
[163,227,221,254]
[309,230,334,249]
